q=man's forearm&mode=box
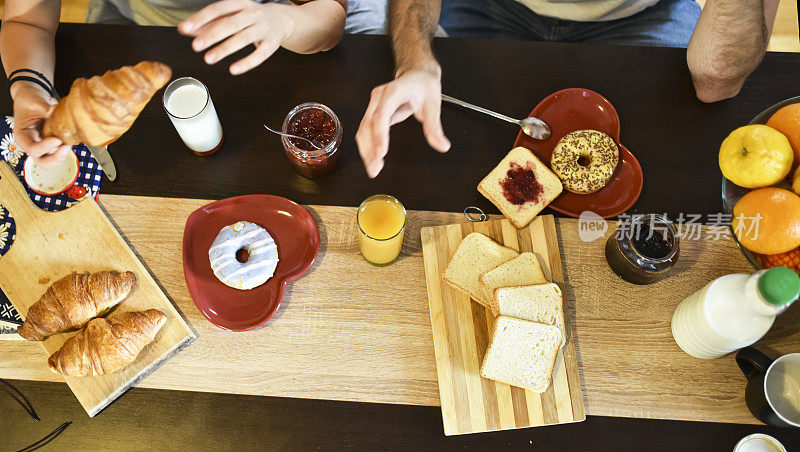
[687,0,777,103]
[0,0,60,98]
[390,0,442,75]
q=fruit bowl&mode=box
[722,95,800,269]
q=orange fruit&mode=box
[794,168,800,195]
[760,247,800,276]
[732,187,800,255]
[767,103,800,164]
[718,125,793,188]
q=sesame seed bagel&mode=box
[550,130,619,194]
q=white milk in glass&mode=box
[163,78,223,154]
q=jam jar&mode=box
[605,214,679,285]
[281,102,342,179]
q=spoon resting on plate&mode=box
[441,94,552,140]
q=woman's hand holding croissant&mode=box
[10,81,72,169]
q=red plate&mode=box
[183,194,320,331]
[513,88,643,218]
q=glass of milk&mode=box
[163,77,223,155]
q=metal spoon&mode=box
[263,124,323,150]
[441,94,552,140]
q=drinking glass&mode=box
[357,195,406,266]
[163,77,223,155]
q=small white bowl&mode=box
[23,151,80,196]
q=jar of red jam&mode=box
[281,102,342,179]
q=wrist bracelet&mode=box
[8,75,56,98]
[8,68,55,93]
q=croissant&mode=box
[17,271,137,341]
[43,61,172,146]
[48,309,167,376]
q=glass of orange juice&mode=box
[357,194,407,265]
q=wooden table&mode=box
[2,23,800,450]
[5,197,788,421]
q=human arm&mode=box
[687,0,779,103]
[355,0,450,178]
[0,0,72,167]
[178,0,346,76]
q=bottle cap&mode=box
[758,267,800,306]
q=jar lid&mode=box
[758,267,800,306]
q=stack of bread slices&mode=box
[442,232,566,393]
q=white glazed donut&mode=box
[208,221,279,290]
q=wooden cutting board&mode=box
[0,163,195,416]
[421,215,585,435]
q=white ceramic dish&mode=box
[23,151,79,196]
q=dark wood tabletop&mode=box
[49,23,800,217]
[3,22,800,450]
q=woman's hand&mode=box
[11,81,71,169]
[178,0,294,75]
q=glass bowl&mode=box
[721,95,800,269]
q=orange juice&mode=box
[357,195,406,265]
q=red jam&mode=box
[285,148,340,179]
[287,108,336,152]
[282,104,341,179]
[500,162,543,205]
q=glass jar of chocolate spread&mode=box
[605,214,679,285]
[281,102,342,179]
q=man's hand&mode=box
[11,82,71,169]
[356,68,451,178]
[178,0,294,75]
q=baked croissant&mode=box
[48,309,167,376]
[18,271,137,341]
[43,61,172,146]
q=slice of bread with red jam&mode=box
[478,147,563,229]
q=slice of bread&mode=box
[494,283,566,348]
[478,252,548,311]
[442,232,518,308]
[478,147,563,229]
[480,316,562,393]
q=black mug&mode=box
[736,347,800,428]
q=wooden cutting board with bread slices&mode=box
[420,215,584,435]
[0,162,195,416]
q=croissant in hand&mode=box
[48,309,167,376]
[43,61,172,146]
[17,271,137,341]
